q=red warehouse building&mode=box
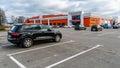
[25,11,113,27]
[25,14,68,27]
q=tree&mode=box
[0,8,7,25]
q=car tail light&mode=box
[11,32,19,36]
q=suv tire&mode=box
[22,38,33,48]
[54,35,61,42]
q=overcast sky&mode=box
[0,0,120,21]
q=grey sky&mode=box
[0,0,120,21]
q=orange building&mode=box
[25,14,68,27]
[84,13,101,27]
[25,16,40,24]
[84,17,100,27]
[25,11,113,27]
[68,12,103,27]
[68,11,83,26]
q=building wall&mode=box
[100,19,105,25]
[25,16,40,24]
[84,17,100,27]
[90,17,100,26]
[42,20,48,25]
[50,19,68,25]
[68,11,82,26]
[25,14,68,26]
[25,15,101,27]
[43,14,67,18]
[25,12,113,27]
[84,17,90,27]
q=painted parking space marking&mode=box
[9,55,26,68]
[8,40,74,56]
[7,40,75,68]
[45,44,103,68]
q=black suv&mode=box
[7,24,62,48]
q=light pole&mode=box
[0,16,1,24]
[0,9,1,25]
[0,16,3,25]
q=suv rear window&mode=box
[11,25,20,32]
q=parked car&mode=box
[104,23,112,29]
[63,25,69,28]
[7,24,62,48]
[52,25,57,28]
[68,26,72,28]
[112,23,120,29]
[74,25,86,30]
[91,25,102,31]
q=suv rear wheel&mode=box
[54,35,61,42]
[22,38,33,48]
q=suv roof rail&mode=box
[13,23,43,25]
[24,23,43,25]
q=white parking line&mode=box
[9,55,26,68]
[45,44,103,68]
[7,40,74,68]
[7,40,74,56]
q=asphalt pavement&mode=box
[0,28,120,68]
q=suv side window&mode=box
[22,25,41,30]
[22,25,31,30]
[30,25,41,30]
[40,25,48,31]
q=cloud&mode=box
[0,0,120,22]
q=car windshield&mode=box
[10,25,20,32]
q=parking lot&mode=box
[0,28,120,68]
